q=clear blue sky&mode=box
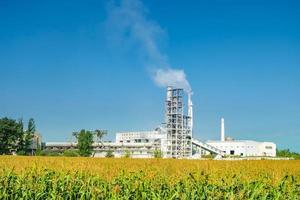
[0,0,299,151]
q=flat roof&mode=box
[206,140,275,144]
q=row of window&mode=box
[119,139,152,143]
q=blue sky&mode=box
[0,0,299,151]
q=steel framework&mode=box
[165,87,192,158]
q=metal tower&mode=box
[165,87,192,158]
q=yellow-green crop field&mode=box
[0,156,299,199]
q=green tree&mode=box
[0,118,24,154]
[95,129,107,147]
[73,129,94,157]
[16,118,25,155]
[0,117,37,155]
[92,129,107,157]
[24,118,35,153]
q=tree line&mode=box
[0,117,36,155]
[277,149,300,159]
[36,129,108,157]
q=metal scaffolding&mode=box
[165,87,192,158]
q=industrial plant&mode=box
[45,87,276,159]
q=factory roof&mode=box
[206,140,274,144]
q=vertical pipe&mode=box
[221,118,225,141]
[188,92,193,133]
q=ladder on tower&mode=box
[192,138,225,157]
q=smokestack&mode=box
[221,118,225,141]
[188,92,193,134]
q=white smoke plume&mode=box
[105,0,191,92]
[153,68,191,92]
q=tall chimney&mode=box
[221,118,225,141]
[188,92,193,134]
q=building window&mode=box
[230,150,235,155]
[265,146,273,149]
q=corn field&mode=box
[0,156,299,199]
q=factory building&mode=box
[116,129,165,145]
[115,129,167,157]
[43,87,276,158]
[206,140,276,157]
[45,141,156,158]
[205,118,276,157]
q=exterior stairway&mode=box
[192,138,225,157]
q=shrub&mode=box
[153,149,163,158]
[16,150,26,156]
[63,150,79,157]
[105,150,114,158]
[36,150,61,157]
[124,150,131,158]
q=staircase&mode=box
[192,138,225,157]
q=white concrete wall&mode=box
[258,142,276,157]
[116,131,161,143]
[206,140,276,157]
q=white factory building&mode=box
[114,129,167,158]
[206,140,276,157]
[116,129,165,145]
[204,118,276,157]
[113,117,276,158]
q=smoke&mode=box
[105,0,191,92]
[153,68,191,92]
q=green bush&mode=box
[63,150,79,157]
[153,149,163,158]
[105,150,114,158]
[36,150,61,157]
[277,149,300,159]
[124,150,131,158]
[16,150,26,156]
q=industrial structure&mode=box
[205,118,276,157]
[44,87,276,158]
[165,87,192,158]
